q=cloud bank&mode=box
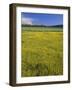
[21,17,33,25]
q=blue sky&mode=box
[21,12,63,26]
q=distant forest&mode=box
[22,24,63,28]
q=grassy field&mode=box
[21,27,63,77]
[22,26,63,32]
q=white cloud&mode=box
[21,17,33,25]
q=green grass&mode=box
[22,26,63,32]
[21,27,63,77]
